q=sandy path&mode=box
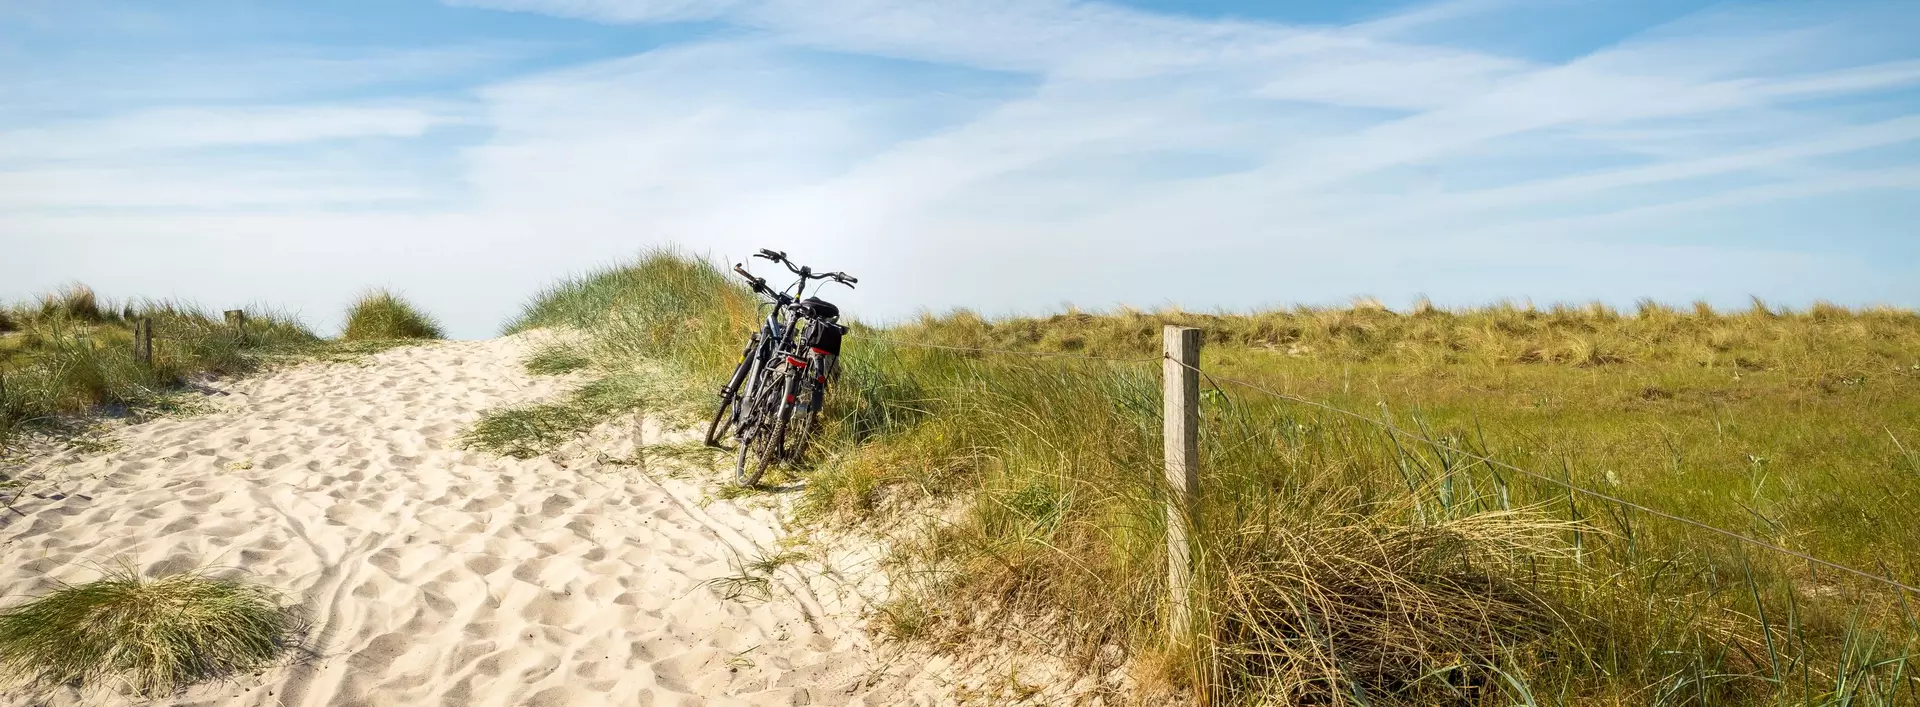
[0,336,947,706]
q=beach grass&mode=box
[0,566,301,697]
[340,290,444,342]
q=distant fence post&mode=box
[1163,325,1202,642]
[224,310,247,344]
[132,318,153,365]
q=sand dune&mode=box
[0,335,957,706]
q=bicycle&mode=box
[702,249,854,487]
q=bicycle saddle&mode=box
[797,297,839,320]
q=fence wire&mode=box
[837,332,1920,597]
[844,333,1160,364]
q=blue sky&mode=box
[3,0,1917,338]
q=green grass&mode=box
[0,566,301,697]
[483,250,1920,705]
[458,373,666,459]
[340,290,444,341]
[524,344,591,375]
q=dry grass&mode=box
[1204,509,1582,703]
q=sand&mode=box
[0,335,967,706]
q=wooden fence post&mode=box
[132,318,153,365]
[1163,325,1202,642]
[224,310,247,344]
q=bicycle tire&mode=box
[704,344,756,447]
[735,368,793,487]
[784,380,823,465]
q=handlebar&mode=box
[735,249,858,306]
[742,248,857,287]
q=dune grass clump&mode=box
[38,284,104,322]
[341,290,443,341]
[1206,510,1580,702]
[0,567,300,697]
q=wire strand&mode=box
[844,333,1159,364]
[1160,355,1920,597]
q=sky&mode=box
[2,0,1917,339]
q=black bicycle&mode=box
[703,249,853,486]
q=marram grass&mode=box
[341,290,444,341]
[0,566,300,696]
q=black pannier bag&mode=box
[802,320,845,356]
[802,320,846,381]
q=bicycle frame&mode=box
[728,276,815,437]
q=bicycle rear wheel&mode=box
[783,380,824,465]
[735,369,793,487]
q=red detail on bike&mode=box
[786,356,806,367]
[811,347,831,356]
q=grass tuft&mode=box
[459,373,657,458]
[341,290,443,341]
[0,566,300,697]
[38,284,105,322]
[524,344,591,375]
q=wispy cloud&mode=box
[0,103,462,162]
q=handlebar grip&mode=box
[755,249,786,261]
[732,264,766,291]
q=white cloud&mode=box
[0,166,432,209]
[0,104,461,162]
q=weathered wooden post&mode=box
[1163,325,1202,641]
[132,318,153,365]
[224,310,247,344]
